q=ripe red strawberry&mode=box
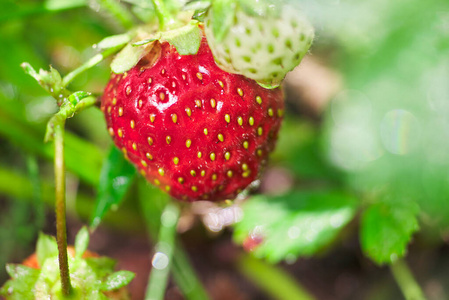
[101,36,284,202]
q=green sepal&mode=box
[97,33,134,50]
[101,270,135,291]
[74,226,90,260]
[210,0,236,42]
[36,232,58,267]
[113,21,202,74]
[1,265,39,299]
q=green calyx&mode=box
[111,20,202,74]
[0,228,135,300]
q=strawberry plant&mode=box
[1,0,449,299]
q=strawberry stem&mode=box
[390,259,427,300]
[54,123,72,296]
[151,0,176,30]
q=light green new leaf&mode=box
[36,233,58,267]
[102,271,135,291]
[234,190,359,263]
[97,33,133,50]
[360,201,419,265]
[74,226,90,259]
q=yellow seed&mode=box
[256,96,262,105]
[242,163,249,171]
[173,157,179,165]
[146,152,153,160]
[197,152,202,158]
[123,72,128,79]
[172,82,176,88]
[210,153,216,161]
[225,114,231,123]
[182,74,186,80]
[147,137,153,145]
[237,88,244,96]
[248,116,255,126]
[150,114,156,123]
[196,72,203,80]
[140,169,146,176]
[161,69,166,75]
[112,98,117,105]
[154,179,160,185]
[126,86,131,95]
[191,186,198,192]
[138,99,143,108]
[210,98,216,108]
[237,116,243,126]
[148,77,153,84]
[117,128,123,138]
[130,120,135,129]
[212,174,217,181]
[186,107,192,117]
[108,128,114,136]
[243,141,249,149]
[118,107,123,116]
[257,149,263,157]
[132,143,137,150]
[242,171,251,178]
[217,133,224,142]
[166,136,172,144]
[107,106,112,113]
[227,170,233,178]
[190,170,196,177]
[277,108,284,117]
[268,108,274,117]
[159,93,165,101]
[172,114,178,123]
[201,170,206,177]
[203,128,208,135]
[178,177,184,184]
[141,160,147,167]
[257,127,263,136]
[224,152,231,160]
[195,99,202,108]
[186,139,192,148]
[165,186,171,192]
[158,168,165,176]
[218,80,224,88]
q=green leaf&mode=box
[97,33,133,50]
[101,270,135,291]
[234,190,359,263]
[110,43,148,74]
[74,226,90,259]
[90,146,136,229]
[360,200,419,265]
[1,265,39,299]
[36,232,58,267]
[210,0,236,42]
[44,0,87,11]
[161,21,202,55]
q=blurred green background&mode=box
[0,0,448,299]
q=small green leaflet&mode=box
[102,270,135,291]
[234,190,359,263]
[111,42,148,74]
[36,232,58,267]
[360,200,419,265]
[90,146,136,229]
[74,226,90,259]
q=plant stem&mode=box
[62,46,123,87]
[390,259,427,300]
[151,0,176,30]
[237,254,316,300]
[145,203,180,300]
[54,123,72,296]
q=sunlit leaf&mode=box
[234,190,359,263]
[360,200,419,265]
[74,226,89,259]
[36,233,58,267]
[90,146,136,229]
[97,33,133,50]
[111,43,148,74]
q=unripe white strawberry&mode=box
[204,1,314,88]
